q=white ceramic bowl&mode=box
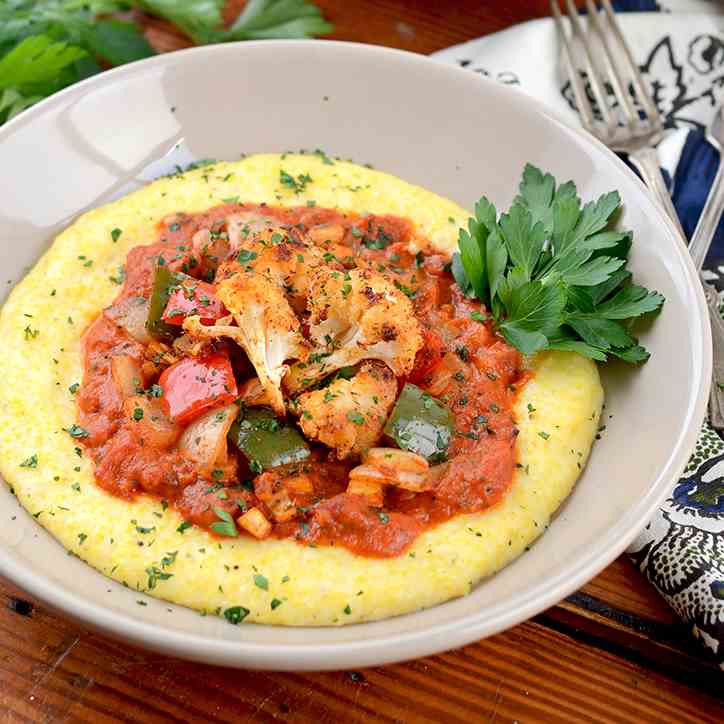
[0,41,710,671]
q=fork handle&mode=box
[689,160,724,271]
[629,146,687,243]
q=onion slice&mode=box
[178,403,238,474]
[105,296,152,344]
[111,355,143,398]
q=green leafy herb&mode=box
[347,410,365,426]
[0,1,330,127]
[253,573,269,590]
[109,265,125,285]
[111,227,122,242]
[223,605,250,625]
[64,423,88,439]
[20,453,38,468]
[237,249,258,263]
[453,164,664,362]
[210,507,237,537]
[279,169,313,194]
[145,565,172,589]
[271,598,283,610]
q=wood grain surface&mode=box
[1,2,722,722]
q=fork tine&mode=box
[561,0,617,133]
[583,0,639,127]
[550,0,596,131]
[599,0,661,127]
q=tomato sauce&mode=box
[78,202,525,557]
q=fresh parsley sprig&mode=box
[0,0,332,126]
[453,164,664,362]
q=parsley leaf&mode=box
[454,163,664,363]
[210,507,238,537]
[225,0,333,41]
[0,1,330,127]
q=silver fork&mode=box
[551,0,686,240]
[553,0,724,428]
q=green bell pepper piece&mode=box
[146,264,191,341]
[384,384,454,462]
[229,407,310,471]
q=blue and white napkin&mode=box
[433,0,724,668]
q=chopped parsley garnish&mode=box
[236,249,258,263]
[23,325,39,340]
[455,345,470,362]
[223,606,250,625]
[378,511,390,525]
[253,574,269,590]
[77,532,87,545]
[132,407,144,421]
[271,598,283,610]
[145,566,173,590]
[343,604,352,615]
[453,164,664,361]
[147,384,163,398]
[64,424,89,439]
[222,196,240,204]
[280,169,313,194]
[393,280,416,298]
[347,411,365,426]
[538,431,550,440]
[19,454,38,468]
[176,520,192,534]
[161,551,178,568]
[210,507,237,537]
[109,266,126,285]
[111,228,122,243]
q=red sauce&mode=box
[78,202,525,557]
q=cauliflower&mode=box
[218,224,323,314]
[284,267,423,393]
[183,270,308,416]
[293,361,397,459]
[184,225,335,415]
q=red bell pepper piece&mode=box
[408,327,446,384]
[159,353,238,425]
[161,281,226,326]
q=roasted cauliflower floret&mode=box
[183,271,308,416]
[294,362,397,459]
[218,224,323,313]
[285,268,423,393]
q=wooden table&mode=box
[1,2,722,721]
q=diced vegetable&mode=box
[408,327,446,384]
[346,477,384,506]
[111,355,143,398]
[383,384,453,462]
[161,280,226,326]
[178,403,237,474]
[122,396,179,448]
[105,295,152,344]
[146,265,193,341]
[237,507,272,539]
[228,406,310,470]
[159,353,238,425]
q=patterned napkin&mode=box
[432,0,724,668]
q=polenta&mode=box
[0,154,602,625]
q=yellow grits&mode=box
[0,155,602,625]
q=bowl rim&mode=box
[0,39,712,671]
